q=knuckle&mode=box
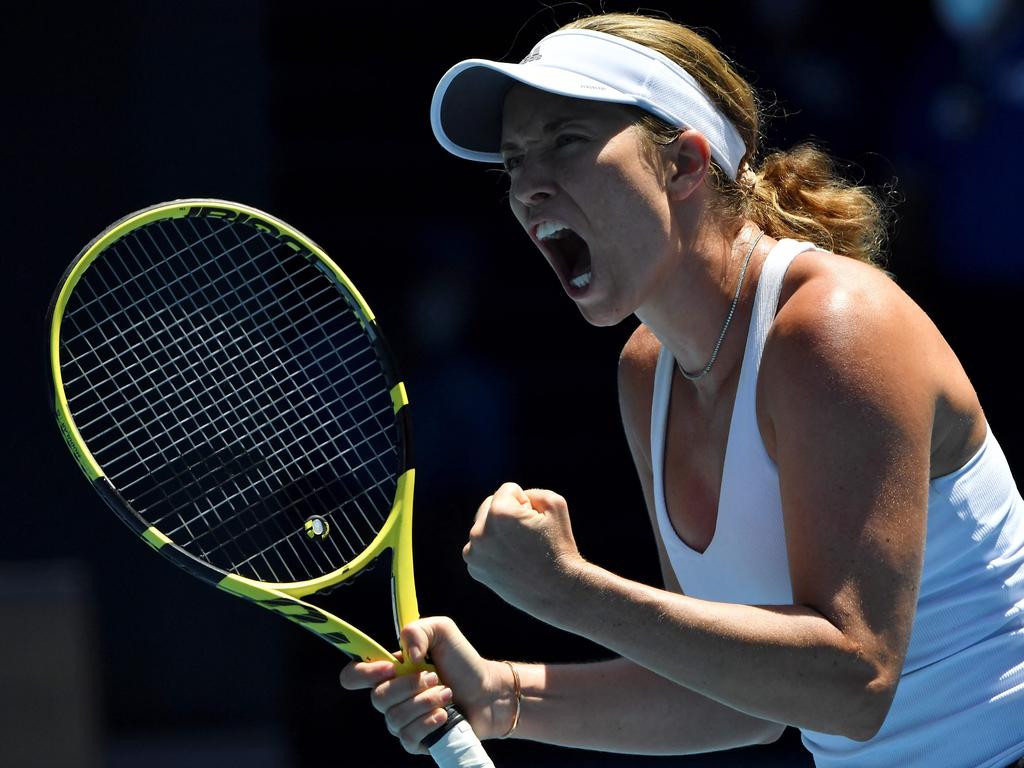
[399,721,431,754]
[386,717,401,738]
[369,684,388,711]
[536,489,565,509]
[401,711,444,754]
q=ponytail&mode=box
[741,144,891,266]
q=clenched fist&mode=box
[463,482,585,622]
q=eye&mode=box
[502,155,523,172]
[555,134,584,148]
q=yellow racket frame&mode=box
[49,199,423,673]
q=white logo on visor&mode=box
[520,46,542,64]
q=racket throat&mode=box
[391,571,402,644]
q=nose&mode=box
[510,158,556,208]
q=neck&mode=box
[637,220,769,399]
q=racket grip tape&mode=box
[424,705,494,767]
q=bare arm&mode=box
[464,275,933,741]
[340,618,782,755]
[510,656,783,753]
[339,326,781,756]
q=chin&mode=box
[576,301,630,328]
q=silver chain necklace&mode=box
[677,230,765,382]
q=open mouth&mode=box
[536,222,592,291]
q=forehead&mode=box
[500,85,632,147]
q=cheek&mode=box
[592,144,671,231]
[594,167,671,245]
[509,197,529,231]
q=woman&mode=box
[341,13,1024,766]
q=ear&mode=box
[664,129,712,201]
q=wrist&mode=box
[540,555,598,631]
[482,658,524,740]
[499,661,522,738]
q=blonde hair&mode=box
[559,13,891,266]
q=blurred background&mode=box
[3,0,1022,766]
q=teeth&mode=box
[569,271,592,289]
[536,221,572,241]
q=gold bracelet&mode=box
[500,660,522,738]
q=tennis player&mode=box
[341,13,1024,766]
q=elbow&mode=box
[820,632,899,742]
[754,721,787,745]
[834,672,897,742]
[806,643,898,741]
[848,676,896,741]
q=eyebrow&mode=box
[499,116,586,153]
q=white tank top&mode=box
[650,239,1024,767]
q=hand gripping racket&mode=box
[47,199,494,767]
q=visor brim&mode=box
[430,59,640,163]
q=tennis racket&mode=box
[47,199,494,767]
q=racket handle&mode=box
[424,704,494,768]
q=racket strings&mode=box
[60,215,401,583]
[63,273,341,441]
[62,226,332,420]
[74,217,391,577]
[177,396,395,555]
[178,217,397,577]
[125,222,336,579]
[68,222,319,580]
[70,226,377,520]
[61,215,257,349]
[68,261,378,517]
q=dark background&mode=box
[3,1,1023,766]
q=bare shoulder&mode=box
[618,323,661,467]
[774,254,926,354]
[758,251,984,470]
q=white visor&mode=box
[430,29,747,180]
